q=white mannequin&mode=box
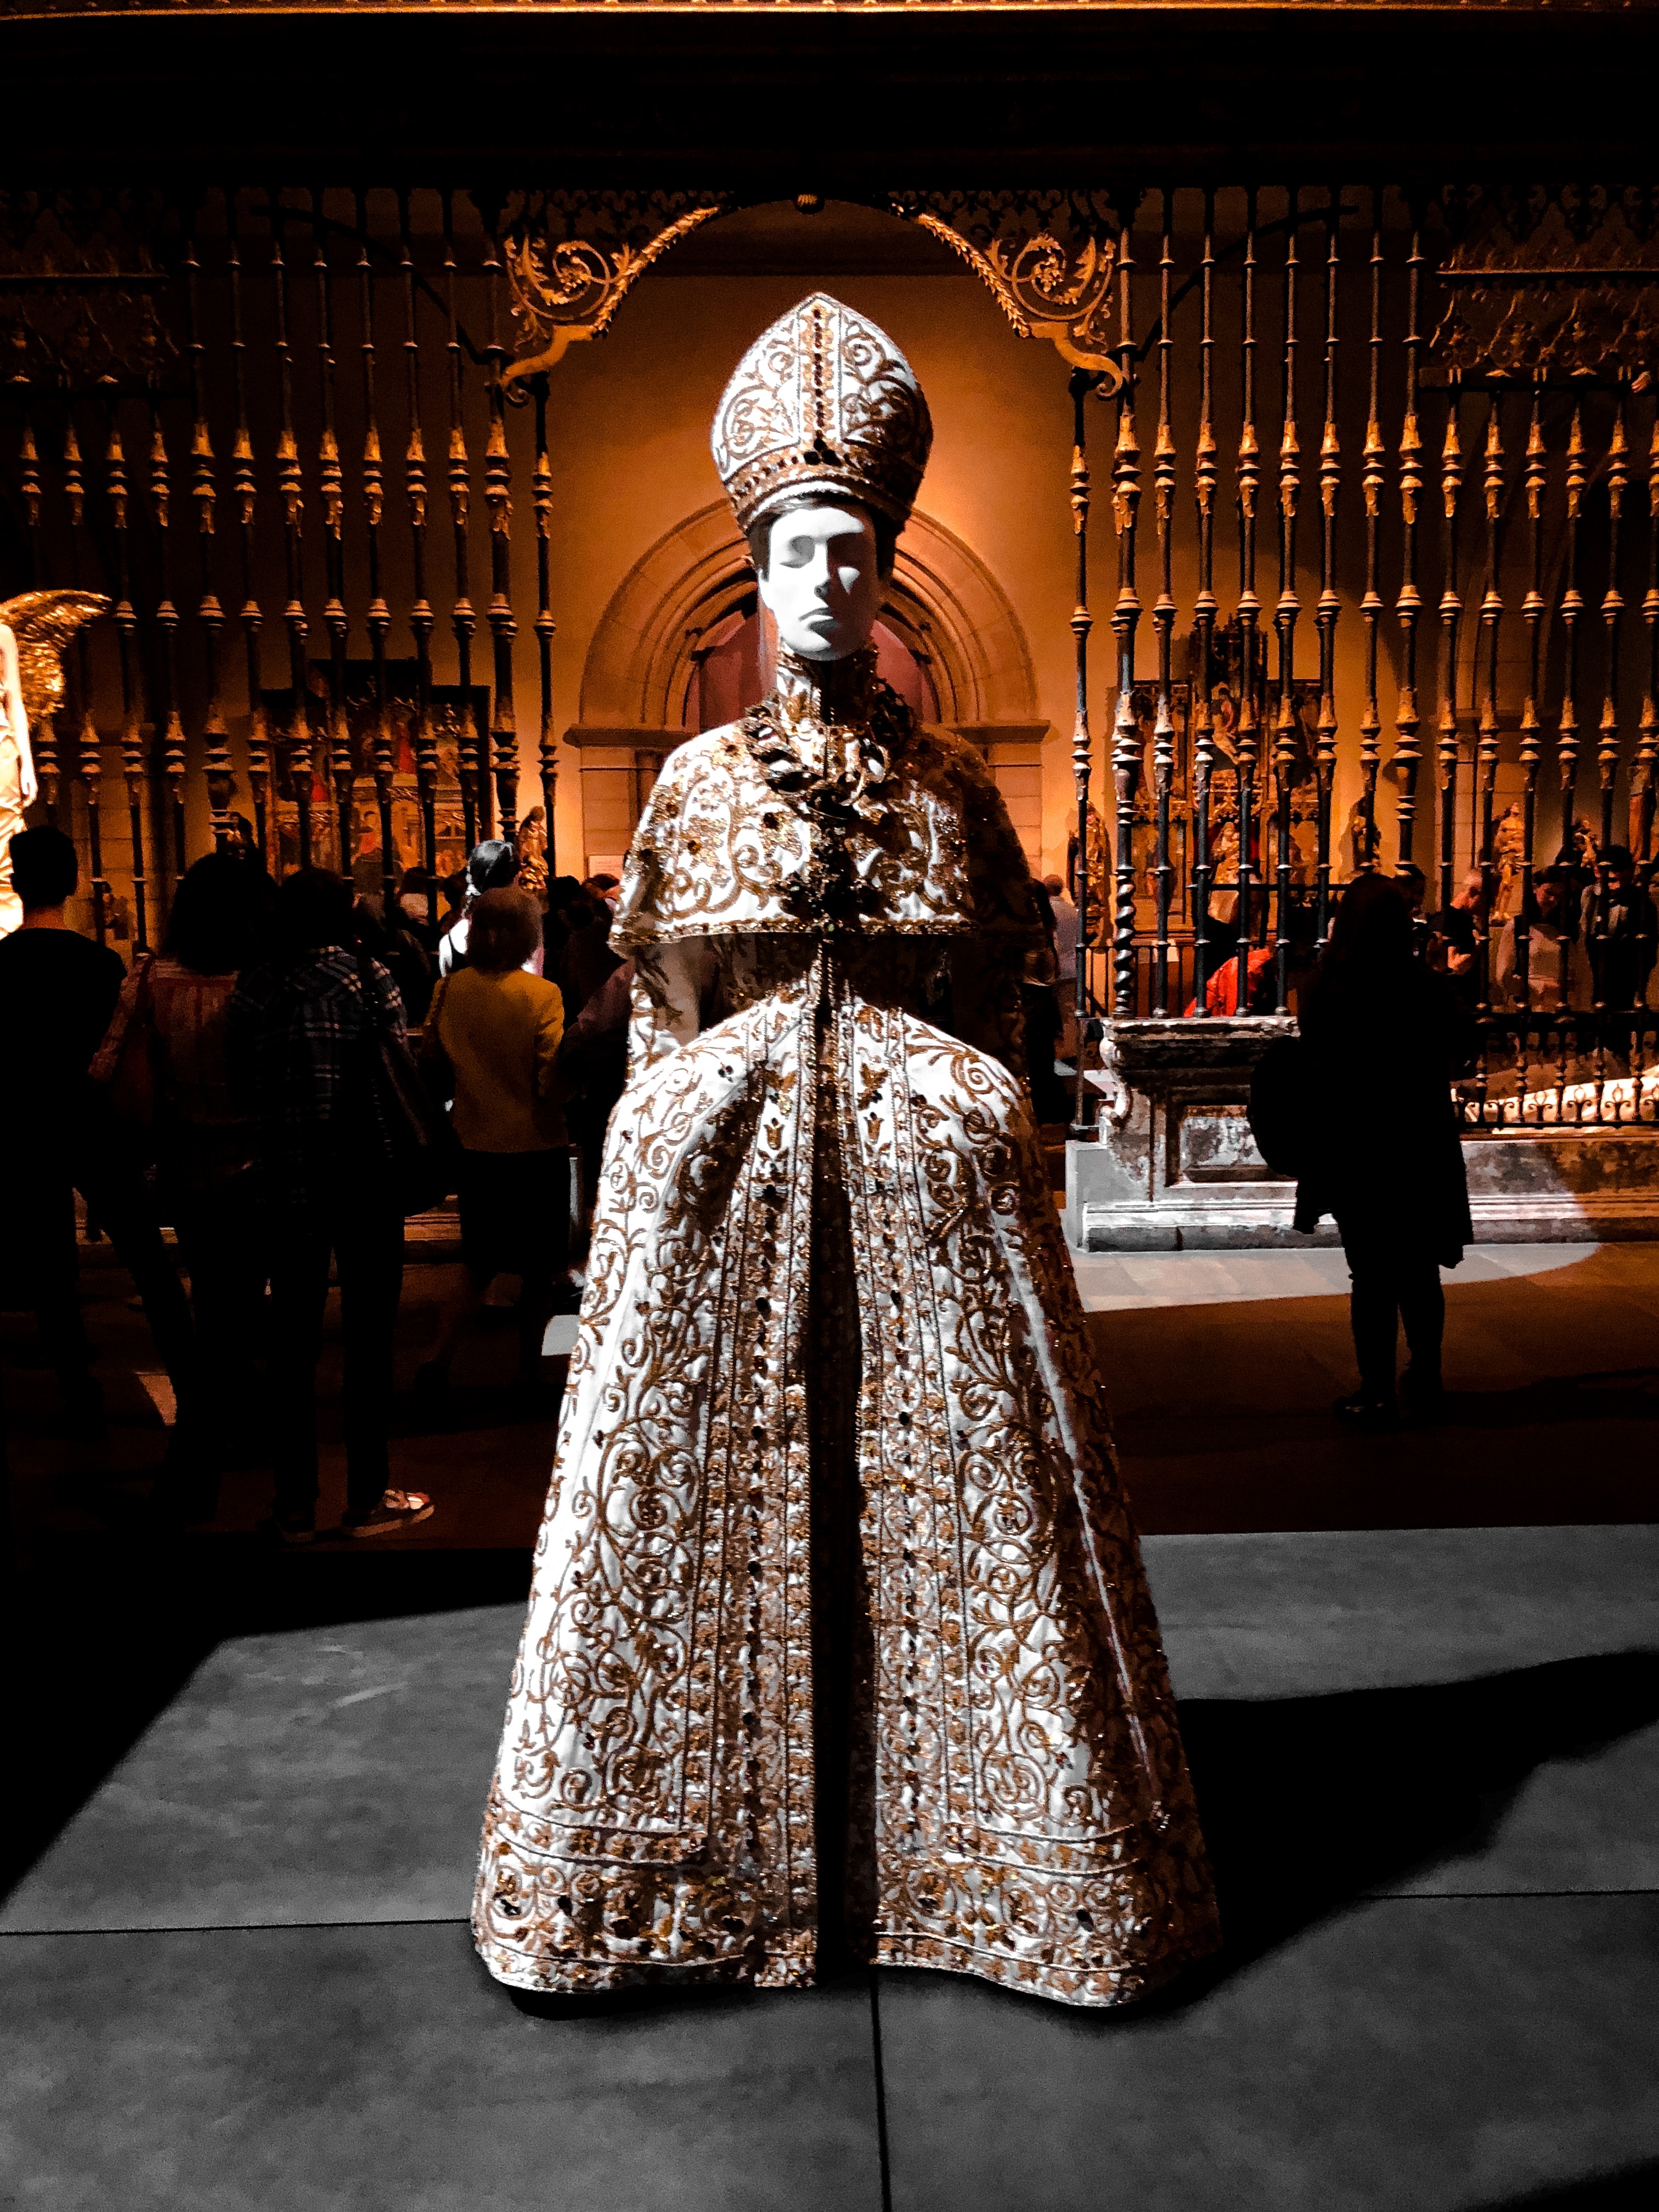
[755,502,887,663]
[0,622,35,937]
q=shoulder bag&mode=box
[354,954,460,1216]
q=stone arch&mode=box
[575,499,1041,740]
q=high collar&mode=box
[773,644,879,732]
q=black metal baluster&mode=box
[1110,202,1143,1019]
[1068,360,1099,1128]
[1558,403,1588,1121]
[1152,188,1177,1015]
[1234,188,1261,1010]
[106,400,149,952]
[1594,388,1628,1119]
[533,373,558,883]
[1474,390,1506,1120]
[1273,185,1301,1012]
[148,397,187,882]
[1636,401,1659,1120]
[1359,191,1385,869]
[1394,206,1425,877]
[270,191,313,872]
[1516,379,1549,1108]
[185,200,232,852]
[443,190,479,853]
[481,198,520,843]
[313,190,352,874]
[64,421,109,943]
[1314,184,1341,959]
[1190,192,1218,1016]
[227,191,270,866]
[356,188,395,914]
[1477,393,1505,1011]
[1435,379,1465,927]
[399,188,439,930]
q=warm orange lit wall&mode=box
[532,269,1084,882]
[81,215,1420,916]
[527,259,1400,891]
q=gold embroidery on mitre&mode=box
[710,292,934,535]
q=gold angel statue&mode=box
[0,590,109,934]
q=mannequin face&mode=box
[757,503,885,662]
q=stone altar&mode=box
[1065,1018,1659,1252]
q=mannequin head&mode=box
[751,498,896,663]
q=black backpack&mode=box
[1248,1034,1314,1178]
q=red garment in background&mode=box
[1186,944,1278,1017]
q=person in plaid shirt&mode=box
[229,867,433,1543]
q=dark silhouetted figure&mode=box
[0,826,197,1450]
[558,883,622,1018]
[1022,878,1069,1124]
[1583,845,1658,1018]
[1295,872,1474,1430]
[354,892,433,1026]
[228,867,432,1543]
[92,850,273,1517]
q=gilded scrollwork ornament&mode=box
[886,191,1127,387]
[503,189,731,385]
[1430,187,1659,388]
[501,189,1130,390]
[0,197,176,391]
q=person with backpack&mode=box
[228,867,433,1542]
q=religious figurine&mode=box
[473,296,1220,2007]
[515,803,550,896]
[1492,801,1526,918]
[1343,798,1374,879]
[1066,800,1113,950]
[0,591,108,935]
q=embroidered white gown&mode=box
[473,650,1220,2006]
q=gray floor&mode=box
[1071,1241,1596,1312]
[3,1525,1656,2208]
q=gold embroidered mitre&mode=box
[711,292,933,534]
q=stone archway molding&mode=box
[574,498,1042,742]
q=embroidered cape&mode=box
[474,651,1220,2006]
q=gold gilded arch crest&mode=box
[503,189,1125,391]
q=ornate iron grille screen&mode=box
[1,182,1655,1128]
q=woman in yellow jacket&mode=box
[416,887,569,1409]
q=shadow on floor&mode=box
[1436,1368,1659,1431]
[1471,2161,1659,2210]
[1115,1365,1659,1464]
[1177,1647,1659,1980]
[505,1965,879,2027]
[1,1541,533,1903]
